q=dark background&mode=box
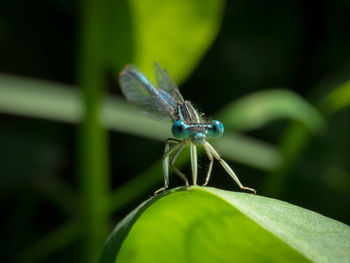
[1,0,349,262]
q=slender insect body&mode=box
[119,62,256,195]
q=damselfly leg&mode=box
[169,142,188,187]
[203,142,256,194]
[202,144,214,186]
[190,143,198,185]
[154,138,189,195]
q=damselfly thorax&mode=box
[174,101,211,145]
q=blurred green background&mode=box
[0,0,349,262]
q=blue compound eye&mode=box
[172,120,190,139]
[207,120,224,139]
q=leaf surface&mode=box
[100,187,350,263]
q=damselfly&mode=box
[119,63,256,195]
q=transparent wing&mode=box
[154,62,184,103]
[119,64,179,120]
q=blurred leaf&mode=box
[321,80,350,114]
[219,89,325,133]
[0,74,83,122]
[100,187,350,263]
[263,74,350,196]
[33,175,78,216]
[0,74,282,171]
[126,0,224,83]
[262,121,312,195]
[215,133,282,170]
[17,220,81,263]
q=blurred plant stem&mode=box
[78,0,110,262]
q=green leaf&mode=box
[320,80,350,114]
[100,187,350,263]
[219,89,326,133]
[126,0,224,83]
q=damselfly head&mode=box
[171,120,224,144]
